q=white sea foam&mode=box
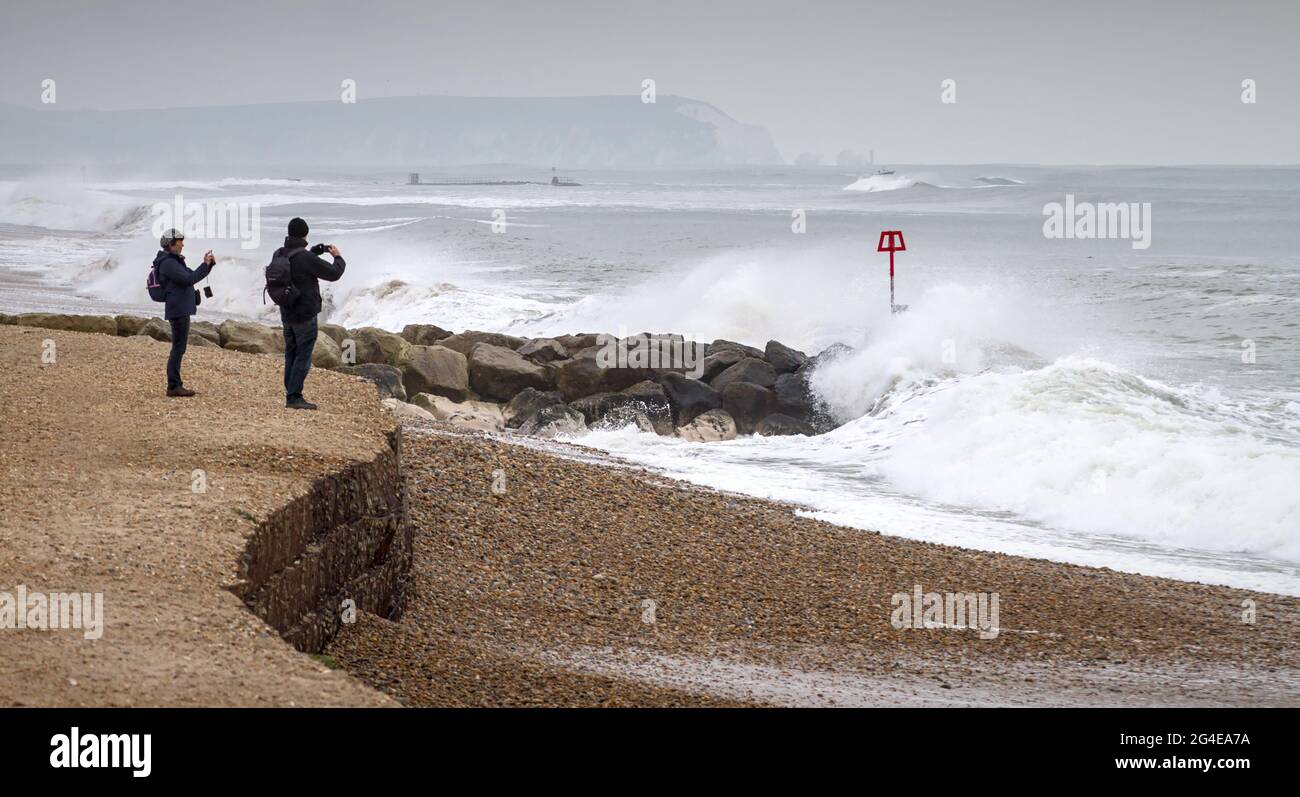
[975,176,1026,186]
[843,174,917,192]
[857,357,1300,561]
[0,181,147,232]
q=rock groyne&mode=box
[0,312,848,442]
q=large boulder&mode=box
[349,326,409,367]
[410,393,506,432]
[187,333,219,348]
[518,404,586,438]
[711,357,778,392]
[658,371,722,425]
[755,414,815,436]
[338,363,407,402]
[219,320,283,354]
[554,333,603,352]
[113,314,167,341]
[554,347,651,401]
[137,317,171,342]
[677,409,738,442]
[591,406,657,433]
[619,380,674,435]
[115,314,149,336]
[765,340,808,373]
[319,323,349,346]
[807,342,853,370]
[708,339,765,360]
[381,398,437,424]
[17,313,117,336]
[190,320,221,345]
[401,323,452,346]
[517,337,568,363]
[439,330,526,357]
[468,343,552,401]
[569,392,638,425]
[398,344,470,401]
[721,382,776,435]
[504,388,565,429]
[699,348,746,382]
[796,344,853,433]
[617,333,698,374]
[312,333,343,369]
[773,372,814,419]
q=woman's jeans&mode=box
[167,316,190,390]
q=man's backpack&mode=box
[146,261,166,302]
[264,247,302,306]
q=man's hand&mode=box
[203,250,216,266]
[327,245,341,258]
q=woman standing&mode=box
[152,228,215,396]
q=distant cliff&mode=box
[0,95,783,169]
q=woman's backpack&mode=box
[146,261,166,302]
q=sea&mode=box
[1,164,1297,594]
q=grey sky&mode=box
[1,0,1296,163]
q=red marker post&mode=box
[877,230,908,314]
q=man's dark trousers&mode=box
[283,317,318,400]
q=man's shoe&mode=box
[166,386,196,397]
[286,397,318,410]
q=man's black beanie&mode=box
[288,217,309,238]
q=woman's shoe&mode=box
[166,386,196,397]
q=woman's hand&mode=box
[204,250,216,266]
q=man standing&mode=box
[154,228,216,396]
[277,217,345,410]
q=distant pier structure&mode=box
[408,172,420,185]
[550,167,580,187]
